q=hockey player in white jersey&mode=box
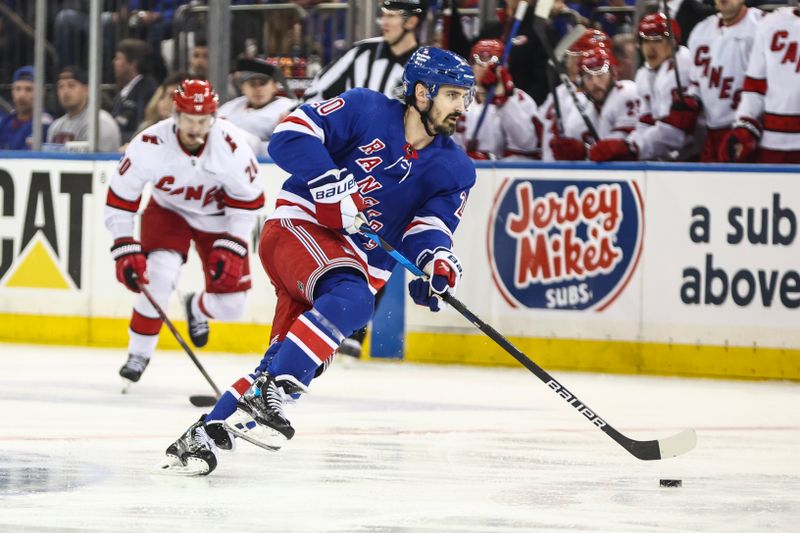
[720,6,800,164]
[589,13,698,162]
[550,47,638,160]
[454,38,541,160]
[667,0,762,162]
[105,79,265,385]
[540,29,611,161]
[218,58,297,158]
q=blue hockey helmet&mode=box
[403,47,475,105]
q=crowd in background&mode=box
[0,0,798,163]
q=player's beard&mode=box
[433,111,462,137]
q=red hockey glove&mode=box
[208,235,247,291]
[588,139,638,162]
[308,168,366,234]
[111,238,148,292]
[467,150,492,160]
[408,248,462,312]
[550,137,586,160]
[718,120,759,162]
[480,65,515,106]
[665,95,703,133]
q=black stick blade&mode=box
[627,428,697,461]
[189,395,218,407]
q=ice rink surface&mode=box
[0,343,798,532]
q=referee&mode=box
[302,0,426,103]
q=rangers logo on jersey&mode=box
[488,178,644,310]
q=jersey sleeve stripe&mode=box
[224,192,265,210]
[639,114,655,126]
[274,109,326,143]
[742,77,767,95]
[105,188,141,212]
[403,216,454,240]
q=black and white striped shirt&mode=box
[302,37,417,102]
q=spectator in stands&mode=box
[188,36,208,78]
[53,1,118,82]
[47,65,121,152]
[219,58,296,158]
[135,71,189,136]
[0,66,52,150]
[111,38,158,144]
[126,0,188,52]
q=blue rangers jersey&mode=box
[268,88,476,292]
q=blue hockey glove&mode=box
[408,248,462,312]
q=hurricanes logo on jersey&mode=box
[488,178,644,311]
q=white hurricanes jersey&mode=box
[218,95,297,157]
[563,80,638,143]
[540,83,578,161]
[453,89,541,159]
[687,8,763,129]
[105,117,265,243]
[629,46,701,160]
[737,7,800,150]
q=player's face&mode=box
[11,80,34,115]
[56,79,88,113]
[715,0,745,22]
[429,86,471,136]
[176,112,214,149]
[242,77,277,108]
[582,71,613,105]
[641,39,672,70]
[565,54,581,83]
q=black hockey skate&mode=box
[119,353,150,389]
[159,415,234,476]
[224,373,308,451]
[184,293,209,348]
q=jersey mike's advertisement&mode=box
[487,176,644,311]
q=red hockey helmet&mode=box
[470,39,504,66]
[173,79,219,115]
[638,12,681,44]
[567,29,611,57]
[578,47,617,76]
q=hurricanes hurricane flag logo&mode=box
[488,178,644,310]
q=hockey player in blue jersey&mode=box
[160,47,476,475]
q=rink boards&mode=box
[0,153,797,380]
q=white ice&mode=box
[0,343,798,532]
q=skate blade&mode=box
[121,378,134,394]
[157,455,211,476]
[224,408,285,452]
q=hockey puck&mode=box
[659,479,682,487]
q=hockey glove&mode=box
[408,248,463,312]
[588,139,638,162]
[718,119,759,162]
[308,168,366,234]
[550,137,586,160]
[665,95,703,133]
[208,235,247,291]
[480,65,515,106]
[111,237,148,292]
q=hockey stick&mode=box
[545,25,587,136]
[532,1,600,142]
[357,222,696,461]
[661,0,684,98]
[136,280,221,407]
[466,0,528,152]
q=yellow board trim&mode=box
[1,313,797,380]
